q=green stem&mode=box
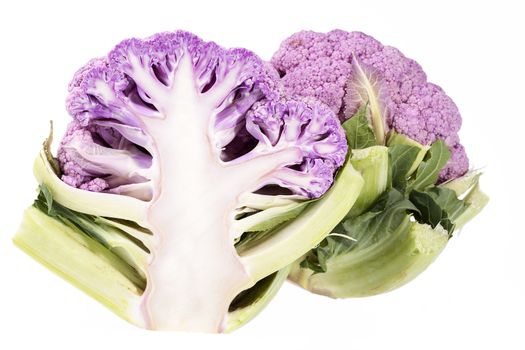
[13,206,146,326]
[239,159,364,283]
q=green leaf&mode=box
[33,187,149,285]
[344,189,418,250]
[386,132,430,176]
[347,146,389,217]
[345,57,388,145]
[39,184,55,216]
[43,121,61,176]
[439,171,488,230]
[236,200,312,233]
[453,182,489,229]
[425,187,469,223]
[342,104,377,149]
[389,144,421,192]
[299,256,325,274]
[300,235,356,273]
[301,189,417,273]
[440,171,481,197]
[235,228,277,253]
[409,190,454,234]
[408,140,450,192]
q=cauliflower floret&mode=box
[272,30,469,181]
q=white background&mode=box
[0,0,523,349]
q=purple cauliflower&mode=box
[13,29,487,335]
[271,29,468,181]
[50,30,351,332]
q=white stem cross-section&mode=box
[123,51,297,331]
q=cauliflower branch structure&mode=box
[14,31,363,332]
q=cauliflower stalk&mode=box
[14,31,364,332]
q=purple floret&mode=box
[59,30,348,199]
[57,121,102,188]
[246,99,347,198]
[79,178,109,192]
[68,57,108,91]
[438,143,469,183]
[272,30,382,116]
[271,29,469,181]
[392,83,461,146]
[57,120,151,193]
